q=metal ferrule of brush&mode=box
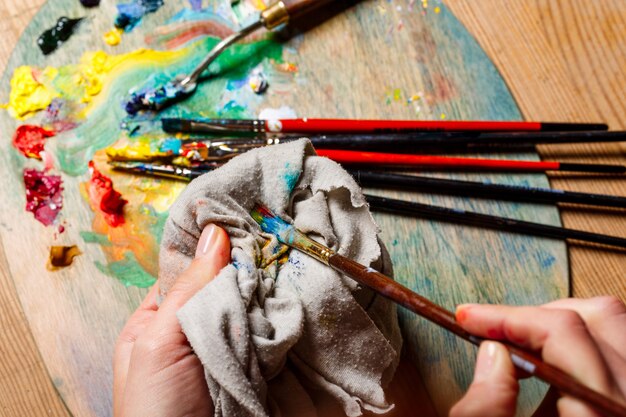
[191,119,264,133]
[261,1,290,29]
[286,229,336,265]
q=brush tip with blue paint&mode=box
[250,203,294,241]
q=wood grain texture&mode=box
[0,1,624,417]
[445,0,626,299]
[0,1,72,416]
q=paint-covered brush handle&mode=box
[282,0,335,17]
[262,0,338,28]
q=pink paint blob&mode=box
[23,168,63,226]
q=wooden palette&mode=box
[0,0,568,416]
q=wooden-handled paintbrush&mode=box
[125,0,338,114]
[250,203,626,417]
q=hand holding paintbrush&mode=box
[250,203,626,417]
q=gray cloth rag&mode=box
[159,139,403,417]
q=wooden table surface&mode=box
[0,1,625,416]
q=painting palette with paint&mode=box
[0,0,567,415]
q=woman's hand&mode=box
[450,297,626,417]
[113,224,230,417]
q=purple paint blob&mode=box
[24,168,63,226]
[188,0,202,11]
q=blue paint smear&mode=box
[160,138,182,153]
[115,0,164,32]
[538,252,556,269]
[282,162,300,193]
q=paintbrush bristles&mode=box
[250,203,335,264]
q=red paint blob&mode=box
[23,168,63,226]
[87,161,127,227]
[12,125,55,160]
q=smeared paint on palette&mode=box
[0,1,567,416]
[1,1,299,287]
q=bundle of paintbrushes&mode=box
[112,117,626,172]
[108,117,626,250]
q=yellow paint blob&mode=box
[3,46,189,120]
[251,0,267,10]
[79,51,119,101]
[103,28,123,46]
[1,66,58,119]
[106,141,169,162]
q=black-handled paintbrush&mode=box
[365,194,626,249]
[109,161,626,210]
[250,203,626,417]
[350,170,626,209]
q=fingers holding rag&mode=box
[455,303,624,416]
[155,224,231,330]
[113,284,159,416]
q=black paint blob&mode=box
[37,17,83,55]
[80,0,100,7]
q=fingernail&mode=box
[474,341,499,382]
[195,224,219,258]
[455,304,476,324]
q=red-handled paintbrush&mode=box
[160,117,608,133]
[316,149,626,173]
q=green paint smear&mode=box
[140,203,169,245]
[96,251,156,288]
[53,35,285,176]
[79,231,112,246]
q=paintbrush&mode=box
[250,203,626,417]
[110,160,626,209]
[125,0,337,114]
[161,117,608,133]
[317,149,626,173]
[158,127,626,151]
[107,144,626,174]
[108,161,214,180]
[350,170,626,209]
[364,194,626,249]
[287,131,626,149]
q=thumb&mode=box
[158,224,231,319]
[450,341,519,417]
